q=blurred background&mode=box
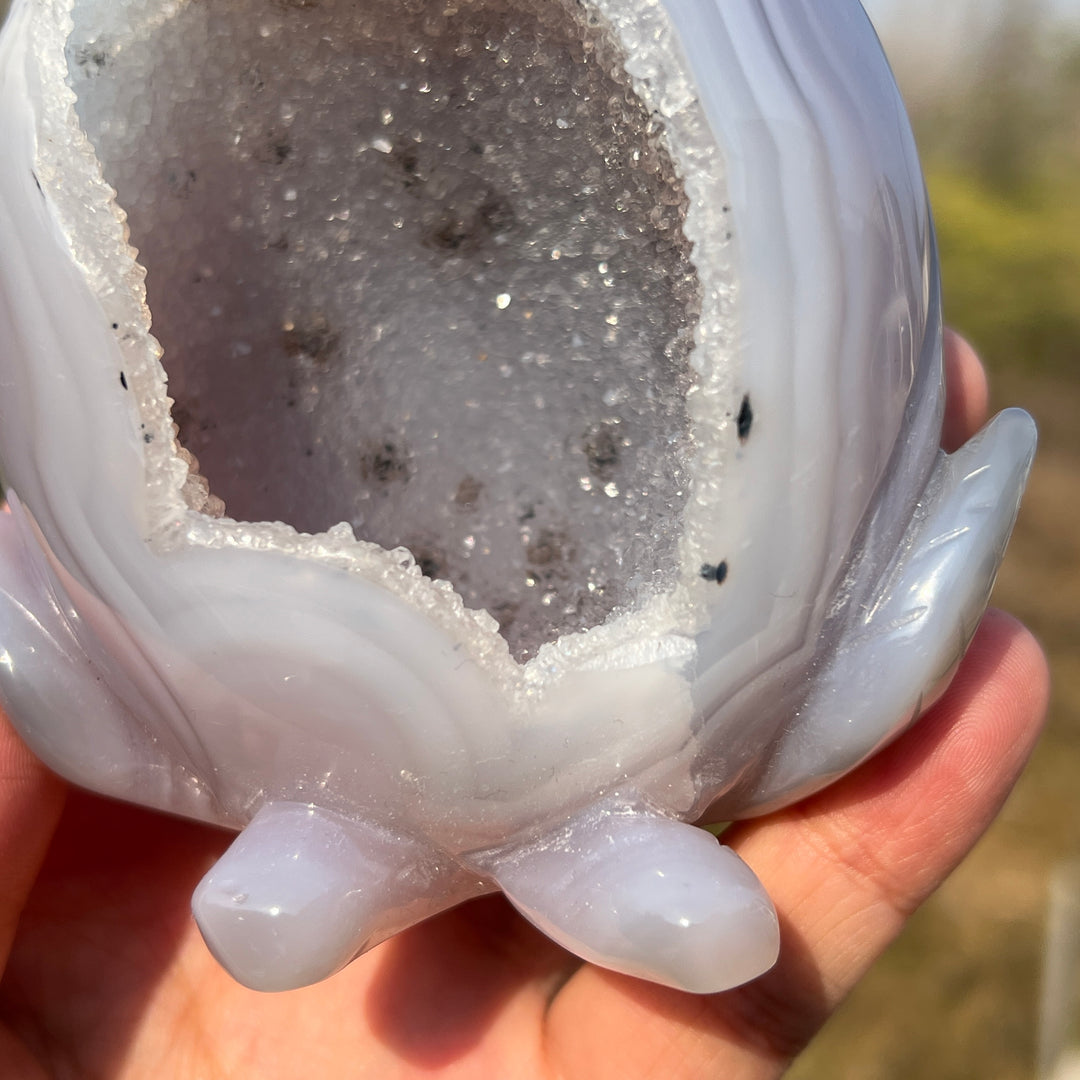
[791,2,1080,1078]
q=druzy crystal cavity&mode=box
[67,0,706,661]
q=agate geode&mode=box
[0,0,1036,993]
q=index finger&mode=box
[942,329,990,452]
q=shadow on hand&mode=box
[365,892,574,1068]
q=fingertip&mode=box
[828,606,1049,834]
[942,329,990,452]
[941,607,1050,776]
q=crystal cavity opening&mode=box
[67,0,701,662]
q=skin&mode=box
[0,332,1050,1079]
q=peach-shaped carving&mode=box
[0,0,1035,993]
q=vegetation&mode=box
[930,167,1080,375]
[904,3,1080,378]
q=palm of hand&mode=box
[3,793,580,1078]
[0,335,1050,1079]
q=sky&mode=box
[864,0,1080,24]
[858,0,1080,100]
[862,0,1080,53]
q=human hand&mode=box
[0,331,1049,1079]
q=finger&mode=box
[712,609,1047,1069]
[543,610,1048,1080]
[0,710,66,972]
[941,329,990,452]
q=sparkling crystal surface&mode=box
[68,0,701,660]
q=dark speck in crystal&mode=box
[454,475,483,508]
[360,442,411,484]
[737,395,753,442]
[283,316,339,369]
[583,425,620,481]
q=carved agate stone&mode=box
[0,0,1036,993]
